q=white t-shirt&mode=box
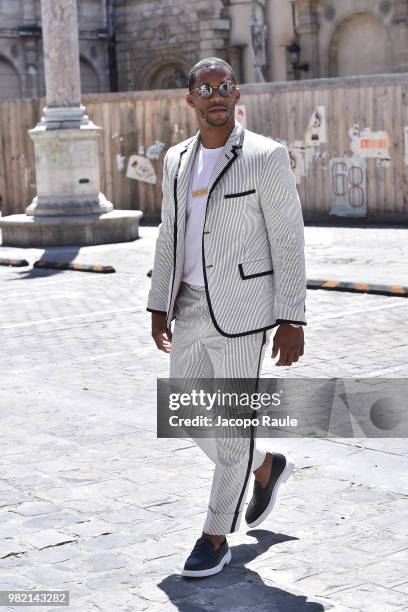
[182,143,224,286]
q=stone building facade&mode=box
[0,0,109,100]
[1,0,408,100]
[294,0,408,79]
[115,0,408,88]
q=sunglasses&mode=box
[189,82,237,98]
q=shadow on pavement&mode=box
[158,530,326,611]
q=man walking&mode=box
[147,57,306,577]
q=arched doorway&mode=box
[148,63,187,90]
[0,57,21,100]
[80,57,100,94]
[329,13,392,77]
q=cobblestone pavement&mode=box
[0,226,407,612]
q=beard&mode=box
[202,107,233,126]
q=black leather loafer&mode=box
[245,452,294,528]
[181,537,232,578]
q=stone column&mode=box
[21,0,41,99]
[392,0,408,72]
[295,0,320,79]
[22,0,36,23]
[39,0,85,126]
[24,38,39,99]
[25,0,113,217]
[228,0,258,83]
[265,0,294,82]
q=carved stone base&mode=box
[26,192,114,217]
[0,210,143,247]
[27,121,112,216]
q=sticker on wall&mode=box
[305,106,327,147]
[376,157,391,168]
[116,154,126,172]
[329,156,367,217]
[146,140,165,160]
[314,149,330,170]
[111,132,124,142]
[404,127,408,165]
[349,124,390,163]
[304,146,316,171]
[174,124,185,136]
[288,141,306,183]
[24,167,30,188]
[235,105,247,128]
[126,155,157,184]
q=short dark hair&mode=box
[187,57,236,91]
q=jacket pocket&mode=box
[238,257,274,280]
[225,189,256,199]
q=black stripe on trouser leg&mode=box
[230,330,267,532]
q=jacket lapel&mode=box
[207,121,245,197]
[174,121,245,218]
[168,122,245,322]
[175,134,200,227]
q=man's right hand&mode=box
[151,312,172,353]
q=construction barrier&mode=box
[0,257,29,267]
[33,261,115,273]
[307,279,408,297]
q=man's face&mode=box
[186,66,240,127]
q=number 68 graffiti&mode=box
[331,161,365,208]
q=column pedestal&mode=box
[26,120,113,216]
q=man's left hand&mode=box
[271,324,304,366]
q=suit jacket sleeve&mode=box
[259,144,307,324]
[146,151,174,315]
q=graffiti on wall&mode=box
[328,124,392,216]
[288,141,307,183]
[329,157,367,217]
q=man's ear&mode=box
[186,93,194,108]
[235,87,241,102]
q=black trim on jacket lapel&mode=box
[230,329,267,532]
[167,144,189,327]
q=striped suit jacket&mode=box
[147,120,307,337]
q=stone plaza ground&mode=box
[0,225,407,612]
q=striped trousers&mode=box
[169,281,272,535]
